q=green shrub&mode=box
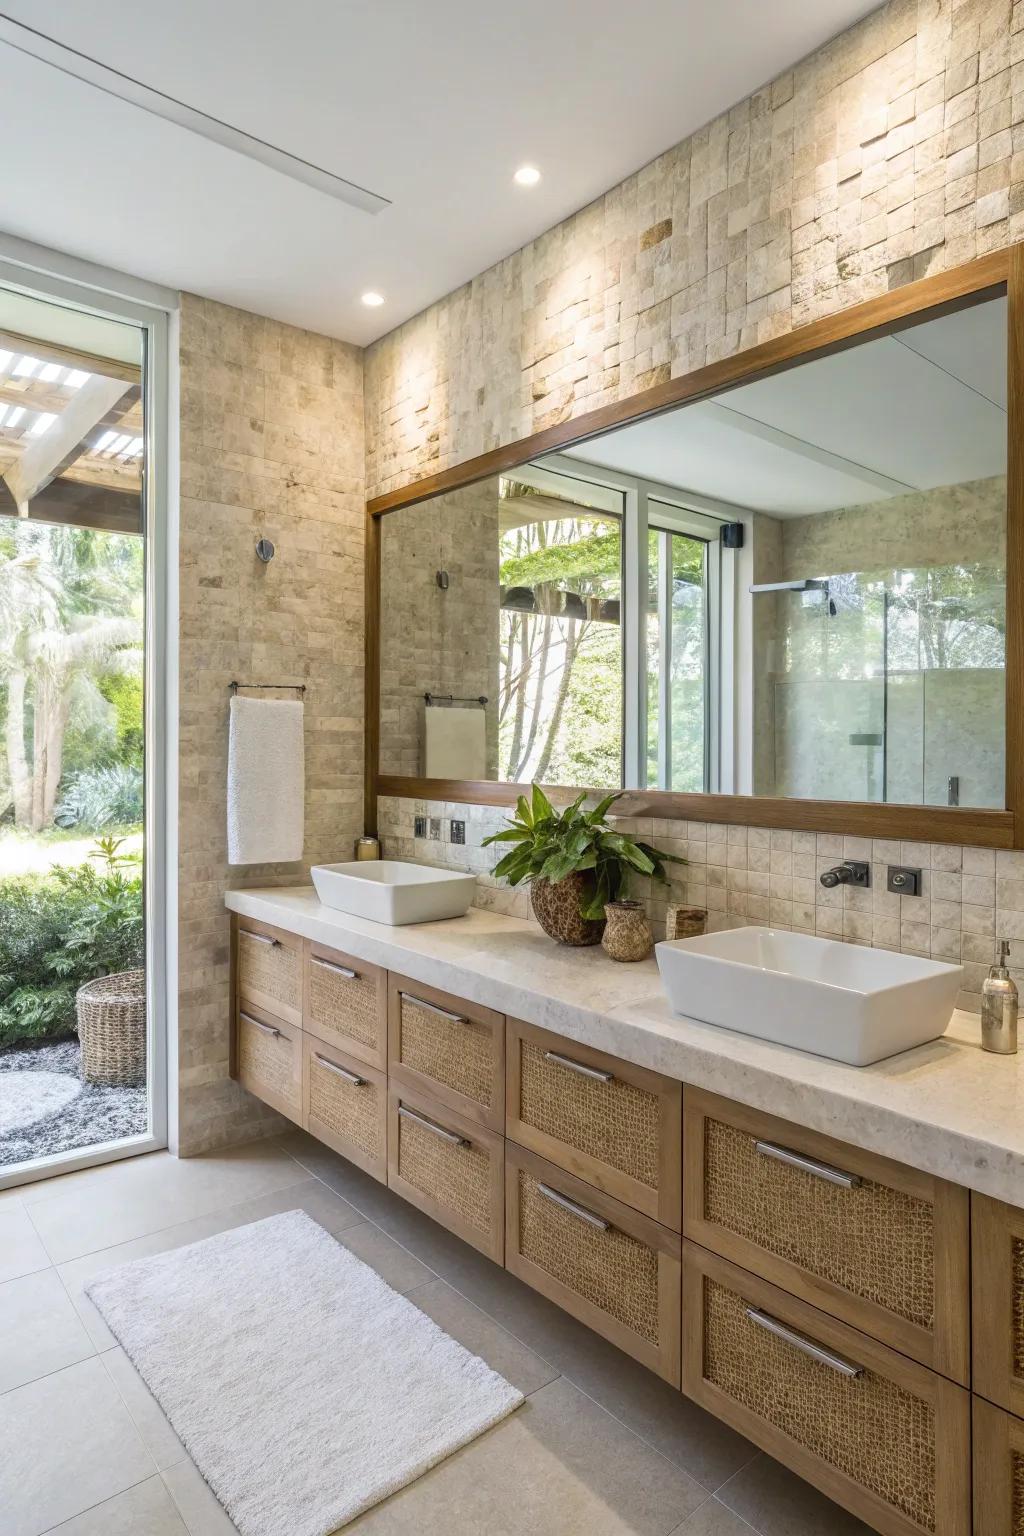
[55,763,144,831]
[0,837,143,1048]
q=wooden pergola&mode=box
[0,330,142,535]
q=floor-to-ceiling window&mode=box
[0,271,166,1184]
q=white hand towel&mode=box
[424,703,487,778]
[227,696,305,865]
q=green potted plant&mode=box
[482,784,683,946]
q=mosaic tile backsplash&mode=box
[378,795,1024,1015]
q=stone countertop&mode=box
[225,887,1024,1205]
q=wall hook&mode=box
[255,537,275,563]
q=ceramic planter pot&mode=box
[530,872,605,946]
[602,900,654,962]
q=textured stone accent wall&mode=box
[379,478,500,776]
[378,794,1023,1013]
[364,0,1021,501]
[177,294,364,1154]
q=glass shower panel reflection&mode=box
[769,578,886,802]
[758,563,1005,807]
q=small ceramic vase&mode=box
[602,900,654,962]
[666,904,707,940]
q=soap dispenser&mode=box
[981,940,1018,1054]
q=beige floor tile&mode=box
[101,1348,185,1471]
[366,1197,754,1490]
[275,1129,402,1223]
[0,1268,94,1393]
[27,1142,308,1261]
[335,1219,437,1293]
[716,1455,874,1536]
[406,1277,558,1395]
[668,1498,757,1535]
[58,1177,364,1348]
[0,1204,51,1283]
[0,1356,155,1536]
[349,1376,706,1535]
[43,1474,189,1534]
[162,1460,239,1536]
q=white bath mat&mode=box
[85,1209,522,1535]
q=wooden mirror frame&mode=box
[365,247,1023,848]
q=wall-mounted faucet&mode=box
[819,861,870,889]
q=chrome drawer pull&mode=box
[752,1138,861,1189]
[311,956,358,980]
[543,1050,614,1083]
[744,1307,864,1378]
[537,1182,609,1231]
[240,930,280,948]
[398,1105,468,1146]
[314,1054,364,1086]
[240,1011,281,1039]
[399,992,466,1025]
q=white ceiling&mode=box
[0,0,878,345]
[561,296,1008,516]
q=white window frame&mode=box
[0,235,176,1190]
[534,453,746,794]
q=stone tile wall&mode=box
[177,294,364,1154]
[364,0,1022,501]
[378,794,1024,1014]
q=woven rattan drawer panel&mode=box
[973,1398,1024,1536]
[303,941,387,1070]
[235,919,303,1027]
[235,1003,302,1123]
[388,974,504,1131]
[387,1087,504,1262]
[684,1088,969,1382]
[506,1018,681,1228]
[506,1143,681,1384]
[974,1195,1024,1418]
[683,1246,969,1536]
[303,1034,387,1183]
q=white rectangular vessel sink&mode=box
[656,926,963,1065]
[311,861,477,926]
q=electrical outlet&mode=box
[429,817,442,841]
[414,815,427,838]
[450,819,466,844]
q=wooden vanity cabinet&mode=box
[505,1016,682,1229]
[973,1194,1024,1420]
[235,998,303,1124]
[388,1083,505,1262]
[973,1397,1024,1536]
[303,1034,388,1183]
[235,918,303,1028]
[388,973,504,1131]
[303,939,388,1071]
[684,1087,970,1383]
[684,1244,971,1536]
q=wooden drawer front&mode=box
[973,1397,1024,1536]
[387,1087,504,1262]
[506,1018,682,1229]
[683,1245,969,1536]
[303,941,387,1069]
[388,975,504,1131]
[684,1087,969,1383]
[973,1195,1024,1418]
[506,1143,681,1385]
[236,1003,302,1122]
[236,919,303,1027]
[303,1036,387,1184]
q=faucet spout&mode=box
[819,861,870,890]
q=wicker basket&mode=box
[76,969,146,1086]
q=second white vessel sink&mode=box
[311,861,477,926]
[656,926,963,1065]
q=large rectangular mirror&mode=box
[376,282,1008,816]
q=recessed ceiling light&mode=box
[361,291,385,308]
[514,165,541,186]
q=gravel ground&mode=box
[0,1038,147,1168]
